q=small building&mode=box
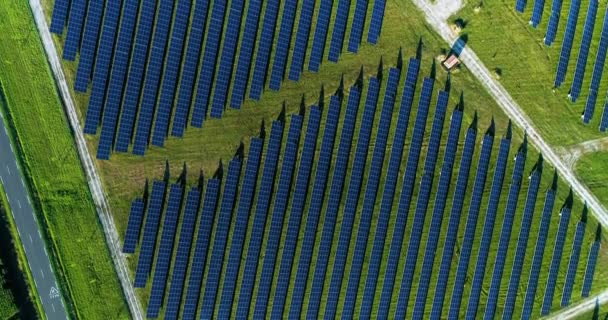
[442,54,460,71]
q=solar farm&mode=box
[6,0,601,318]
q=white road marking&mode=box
[28,234,32,243]
[17,200,21,209]
[37,229,42,238]
[6,165,10,175]
[52,304,55,313]
[40,269,44,279]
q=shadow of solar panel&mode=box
[122,198,145,254]
[288,0,317,81]
[328,0,351,62]
[308,0,335,72]
[50,0,70,34]
[269,0,298,91]
[249,0,281,100]
[553,0,581,87]
[62,0,87,60]
[347,0,369,53]
[569,0,598,102]
[73,0,105,92]
[368,0,387,44]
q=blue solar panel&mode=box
[114,0,157,152]
[95,0,141,160]
[164,188,201,320]
[544,0,564,45]
[190,1,228,127]
[216,138,264,318]
[569,0,598,101]
[147,184,184,318]
[342,69,401,319]
[347,0,369,53]
[289,96,342,319]
[271,105,322,318]
[306,86,362,320]
[50,0,70,34]
[73,0,105,92]
[521,181,557,319]
[394,89,451,320]
[368,0,387,44]
[541,201,572,315]
[360,57,421,319]
[463,134,513,319]
[208,0,246,118]
[83,0,122,135]
[199,158,242,320]
[249,0,281,100]
[268,0,298,91]
[583,6,608,123]
[181,178,221,320]
[62,0,87,60]
[288,0,317,81]
[150,0,193,146]
[530,0,546,27]
[582,233,600,297]
[482,141,528,320]
[554,0,582,87]
[122,198,145,254]
[411,106,468,320]
[561,216,586,307]
[502,163,543,319]
[516,0,527,12]
[322,78,382,320]
[236,122,285,319]
[229,0,264,109]
[134,181,167,288]
[601,98,608,131]
[308,0,335,72]
[253,115,303,318]
[328,0,351,62]
[377,76,434,319]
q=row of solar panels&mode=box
[49,0,387,159]
[517,0,608,129]
[121,53,601,319]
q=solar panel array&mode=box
[122,198,145,254]
[581,228,601,297]
[348,0,370,53]
[569,0,598,102]
[368,0,388,44]
[602,99,608,131]
[561,213,586,307]
[50,0,386,159]
[516,0,528,13]
[544,0,564,45]
[554,0,582,87]
[583,5,608,123]
[530,0,546,27]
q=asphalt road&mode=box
[0,113,68,319]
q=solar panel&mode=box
[253,115,303,318]
[377,77,435,319]
[134,181,167,288]
[561,216,586,307]
[208,0,246,119]
[164,188,201,320]
[516,0,528,12]
[288,0,317,81]
[289,96,342,319]
[342,69,402,319]
[147,184,184,318]
[62,0,87,60]
[113,0,157,152]
[189,0,228,127]
[569,0,598,101]
[360,57,421,319]
[122,198,145,254]
[170,1,212,137]
[249,0,281,100]
[95,0,142,160]
[322,78,382,320]
[150,0,194,146]
[328,0,351,62]
[502,162,543,319]
[482,141,528,320]
[216,138,264,318]
[412,106,470,320]
[394,89,451,319]
[521,180,557,319]
[541,200,573,315]
[530,0,546,27]
[271,105,322,318]
[181,178,221,320]
[268,0,299,91]
[463,133,513,319]
[306,86,362,319]
[347,0,369,53]
[581,232,600,297]
[49,0,70,34]
[199,158,243,320]
[229,0,264,109]
[308,0,335,72]
[544,0,564,45]
[583,6,608,123]
[553,0,582,87]
[601,97,608,131]
[368,0,387,44]
[73,0,105,92]
[236,121,285,319]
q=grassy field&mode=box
[0,1,130,319]
[39,0,608,318]
[576,151,608,206]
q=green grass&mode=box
[573,301,608,320]
[0,1,129,319]
[575,151,608,206]
[39,0,608,318]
